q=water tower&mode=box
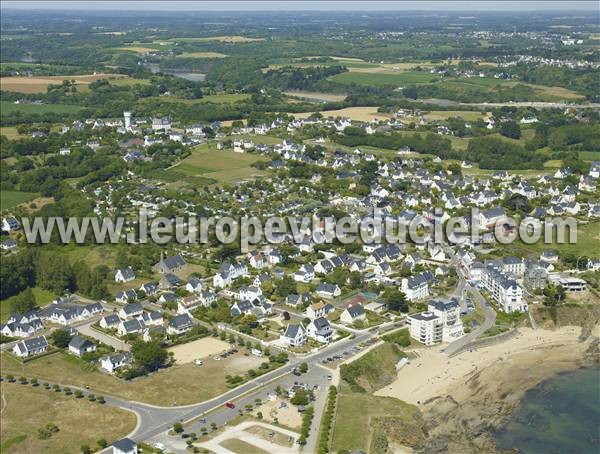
[124,111,132,129]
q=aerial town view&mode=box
[0,1,598,453]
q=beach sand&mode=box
[375,326,593,405]
[376,326,599,452]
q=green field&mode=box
[496,220,600,258]
[168,145,268,183]
[331,392,424,452]
[0,287,56,322]
[146,93,249,105]
[109,78,151,87]
[579,151,600,161]
[329,71,441,86]
[0,101,82,115]
[1,190,38,210]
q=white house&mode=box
[101,352,131,374]
[12,335,48,357]
[340,303,366,325]
[306,317,332,343]
[280,324,307,347]
[115,267,135,283]
[68,335,96,357]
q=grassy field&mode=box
[329,71,441,86]
[113,46,157,53]
[340,342,405,393]
[496,220,600,258]
[219,439,269,454]
[330,392,424,452]
[579,151,600,161]
[169,143,269,183]
[0,101,81,115]
[0,73,128,93]
[0,382,136,454]
[0,351,262,406]
[1,189,39,209]
[0,287,56,322]
[109,78,151,87]
[0,127,23,140]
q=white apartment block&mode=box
[407,312,443,345]
[427,298,465,342]
[482,266,527,313]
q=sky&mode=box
[1,1,598,12]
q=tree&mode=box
[50,329,72,348]
[131,340,168,373]
[383,288,408,313]
[499,120,521,140]
[9,287,37,314]
[173,422,184,433]
[80,445,92,454]
[299,362,308,374]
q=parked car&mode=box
[225,402,235,409]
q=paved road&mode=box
[77,319,130,351]
[443,280,496,356]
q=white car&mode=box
[153,442,166,452]
[193,359,203,366]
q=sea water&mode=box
[494,367,600,454]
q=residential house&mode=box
[118,319,145,336]
[12,335,48,357]
[280,324,307,347]
[111,437,138,454]
[340,303,366,325]
[401,271,434,301]
[101,352,131,374]
[116,289,137,304]
[118,302,143,320]
[100,313,121,330]
[115,267,136,283]
[68,336,96,357]
[306,317,332,343]
[167,313,193,335]
[316,283,341,299]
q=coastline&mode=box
[375,325,600,453]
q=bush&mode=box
[173,422,183,434]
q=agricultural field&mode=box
[0,73,129,93]
[176,51,227,58]
[0,101,82,114]
[168,35,264,43]
[329,71,442,86]
[1,189,39,210]
[423,110,489,121]
[283,91,347,102]
[113,46,157,53]
[291,106,389,122]
[0,382,137,454]
[0,350,264,407]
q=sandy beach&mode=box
[376,325,599,452]
[376,326,594,405]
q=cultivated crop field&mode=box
[0,73,129,93]
[0,101,82,114]
[329,71,441,86]
[292,106,390,122]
